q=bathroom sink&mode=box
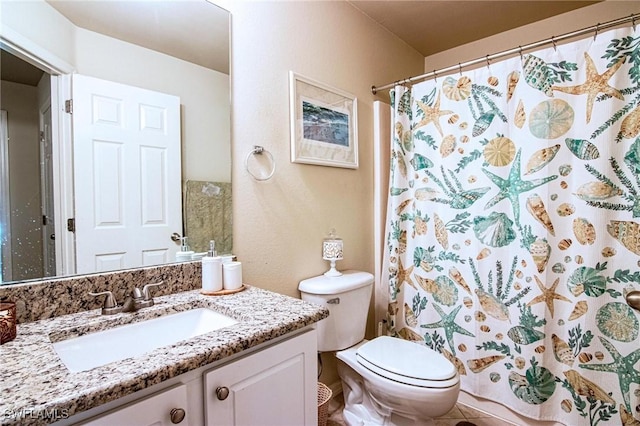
[52,308,238,372]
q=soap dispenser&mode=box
[201,240,222,293]
[176,237,195,262]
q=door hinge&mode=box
[65,99,73,114]
[67,218,75,233]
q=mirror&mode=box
[0,0,231,284]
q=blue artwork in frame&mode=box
[290,71,358,168]
[302,101,349,147]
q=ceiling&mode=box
[49,0,598,67]
[2,1,599,87]
[1,50,46,86]
[45,0,230,74]
[348,1,600,57]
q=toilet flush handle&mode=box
[327,298,340,305]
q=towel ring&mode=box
[245,145,275,181]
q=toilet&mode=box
[299,270,460,426]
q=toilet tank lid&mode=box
[298,270,374,294]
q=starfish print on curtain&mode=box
[580,337,640,414]
[552,52,625,123]
[420,304,475,355]
[483,149,558,226]
[527,276,571,318]
[414,92,454,136]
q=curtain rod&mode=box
[371,12,639,95]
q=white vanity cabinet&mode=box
[203,328,317,425]
[81,384,190,426]
[70,329,318,426]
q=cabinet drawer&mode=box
[80,384,189,426]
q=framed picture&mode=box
[289,71,358,169]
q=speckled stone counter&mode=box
[0,286,328,426]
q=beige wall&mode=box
[0,0,75,67]
[424,1,640,72]
[225,0,423,296]
[224,0,424,386]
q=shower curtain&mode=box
[383,25,640,425]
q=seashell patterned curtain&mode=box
[383,24,640,425]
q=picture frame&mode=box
[289,71,358,169]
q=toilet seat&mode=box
[356,336,458,388]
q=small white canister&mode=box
[223,261,243,290]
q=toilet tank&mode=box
[298,270,374,352]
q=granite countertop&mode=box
[0,286,329,426]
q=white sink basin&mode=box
[52,308,238,372]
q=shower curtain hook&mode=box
[551,36,557,52]
[404,77,413,90]
[485,55,491,70]
[433,69,437,83]
[458,63,462,76]
[594,23,600,41]
[632,15,637,31]
[519,46,524,64]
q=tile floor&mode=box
[325,394,516,426]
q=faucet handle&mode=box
[142,281,164,300]
[132,287,144,300]
[88,291,122,315]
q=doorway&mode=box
[0,49,54,281]
[0,110,10,282]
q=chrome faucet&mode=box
[89,281,164,315]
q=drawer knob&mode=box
[170,407,186,424]
[216,386,230,400]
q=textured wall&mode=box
[225,0,424,297]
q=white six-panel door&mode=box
[72,74,181,274]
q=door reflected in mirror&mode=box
[0,0,231,284]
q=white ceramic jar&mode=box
[222,261,242,290]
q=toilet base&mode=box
[336,339,460,426]
[339,359,436,426]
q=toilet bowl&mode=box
[337,337,460,425]
[298,271,460,426]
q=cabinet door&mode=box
[80,384,190,426]
[204,330,317,426]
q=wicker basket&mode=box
[317,382,333,426]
